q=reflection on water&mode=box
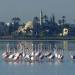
[63,41,68,50]
[0,40,75,51]
[0,41,60,50]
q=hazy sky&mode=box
[0,0,75,23]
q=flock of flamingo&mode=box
[1,43,75,63]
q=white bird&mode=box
[70,55,75,60]
[48,54,55,60]
[25,54,30,61]
[44,51,51,57]
[30,56,35,61]
[39,54,44,60]
[57,54,63,59]
[2,52,9,58]
[13,52,20,61]
[35,51,41,57]
[8,54,14,59]
[54,50,63,60]
[2,43,11,59]
[31,51,35,56]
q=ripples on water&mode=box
[0,40,75,75]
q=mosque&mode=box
[17,10,69,37]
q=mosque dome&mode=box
[24,21,33,30]
[17,21,33,33]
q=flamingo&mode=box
[54,49,64,61]
[70,55,75,60]
[44,51,52,57]
[25,54,31,62]
[39,54,44,62]
[48,54,55,60]
[2,51,10,59]
[13,52,20,61]
[2,43,11,59]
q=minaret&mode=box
[40,10,43,25]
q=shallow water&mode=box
[0,40,75,75]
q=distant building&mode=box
[17,10,59,37]
[40,10,43,25]
[16,10,75,38]
[63,28,68,36]
[17,21,33,36]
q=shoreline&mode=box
[0,36,75,41]
[0,39,75,41]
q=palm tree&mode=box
[33,16,39,24]
[62,16,66,25]
[33,16,40,37]
[12,17,20,24]
[58,19,62,25]
[12,17,21,31]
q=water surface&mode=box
[0,40,75,75]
